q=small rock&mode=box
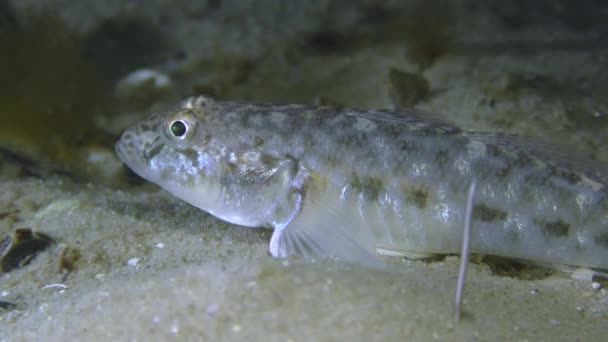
[115,68,173,107]
[0,300,17,311]
[127,257,140,266]
[58,246,81,273]
[1,228,54,273]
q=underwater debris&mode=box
[58,246,81,273]
[0,300,17,311]
[0,228,54,273]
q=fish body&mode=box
[116,96,608,271]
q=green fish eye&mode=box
[170,120,187,137]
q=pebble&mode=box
[114,68,173,106]
[127,257,140,266]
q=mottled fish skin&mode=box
[116,95,608,271]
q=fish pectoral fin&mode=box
[268,188,384,268]
[269,217,384,268]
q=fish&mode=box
[115,95,608,272]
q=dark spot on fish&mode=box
[418,126,446,136]
[399,140,419,153]
[382,124,401,136]
[260,154,279,168]
[473,204,507,222]
[252,136,265,147]
[239,114,250,128]
[554,168,583,185]
[506,227,520,242]
[535,218,571,238]
[337,131,368,147]
[139,122,152,131]
[402,183,429,209]
[513,154,536,172]
[350,173,384,201]
[143,144,164,160]
[593,232,608,247]
[485,144,503,159]
[495,165,512,180]
[225,160,237,174]
[181,148,199,164]
[434,150,449,168]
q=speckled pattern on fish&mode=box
[116,95,608,271]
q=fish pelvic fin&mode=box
[268,180,384,268]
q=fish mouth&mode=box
[114,139,130,167]
[115,138,154,183]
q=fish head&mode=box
[116,96,301,228]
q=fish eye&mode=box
[170,120,187,137]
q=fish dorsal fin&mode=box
[346,108,461,134]
[465,132,608,184]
